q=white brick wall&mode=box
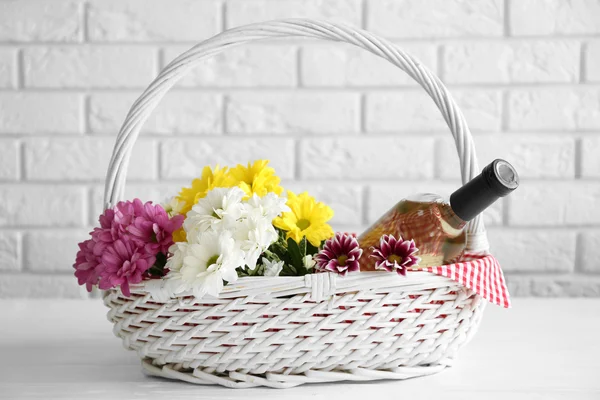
[23,46,157,88]
[443,41,580,84]
[1,0,599,298]
[87,0,222,42]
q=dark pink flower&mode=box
[127,201,184,254]
[113,199,139,227]
[90,207,124,256]
[98,237,156,297]
[73,199,182,295]
[370,234,420,276]
[98,208,115,229]
[315,233,363,276]
[73,239,101,292]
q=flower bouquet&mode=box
[75,160,400,300]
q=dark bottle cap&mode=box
[449,159,519,222]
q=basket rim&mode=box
[108,266,482,303]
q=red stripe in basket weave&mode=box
[416,253,511,308]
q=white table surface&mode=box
[1,298,599,400]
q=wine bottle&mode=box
[358,159,519,270]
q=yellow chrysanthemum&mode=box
[225,160,283,198]
[176,165,230,216]
[172,160,284,243]
[274,191,334,247]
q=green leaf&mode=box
[277,228,287,242]
[299,237,307,258]
[236,266,250,278]
[255,264,265,276]
[270,241,288,258]
[281,263,297,276]
[146,266,164,278]
[155,252,167,269]
[287,238,304,269]
[146,252,169,277]
[263,249,281,262]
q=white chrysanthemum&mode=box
[303,254,316,270]
[184,187,245,240]
[262,257,284,277]
[168,231,244,298]
[163,187,290,299]
[162,196,185,217]
[245,192,290,220]
[234,216,278,270]
[166,242,188,271]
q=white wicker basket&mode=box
[102,19,491,389]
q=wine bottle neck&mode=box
[449,159,519,222]
[439,204,468,232]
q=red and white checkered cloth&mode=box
[414,252,511,308]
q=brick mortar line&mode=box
[221,94,228,134]
[575,138,583,178]
[580,42,587,83]
[2,84,600,93]
[220,0,227,32]
[293,138,301,180]
[18,140,27,182]
[574,232,585,273]
[152,140,160,183]
[361,0,368,30]
[8,83,599,91]
[3,131,599,139]
[80,1,88,42]
[1,35,599,46]
[17,140,24,182]
[81,94,90,134]
[15,49,24,89]
[296,46,303,88]
[5,177,600,185]
[17,231,23,273]
[504,0,511,37]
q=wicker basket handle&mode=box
[104,19,488,252]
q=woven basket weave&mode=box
[102,19,491,389]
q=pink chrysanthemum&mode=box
[370,234,420,276]
[73,199,183,295]
[127,200,184,254]
[74,239,100,292]
[113,199,139,227]
[315,232,363,276]
[98,238,156,297]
